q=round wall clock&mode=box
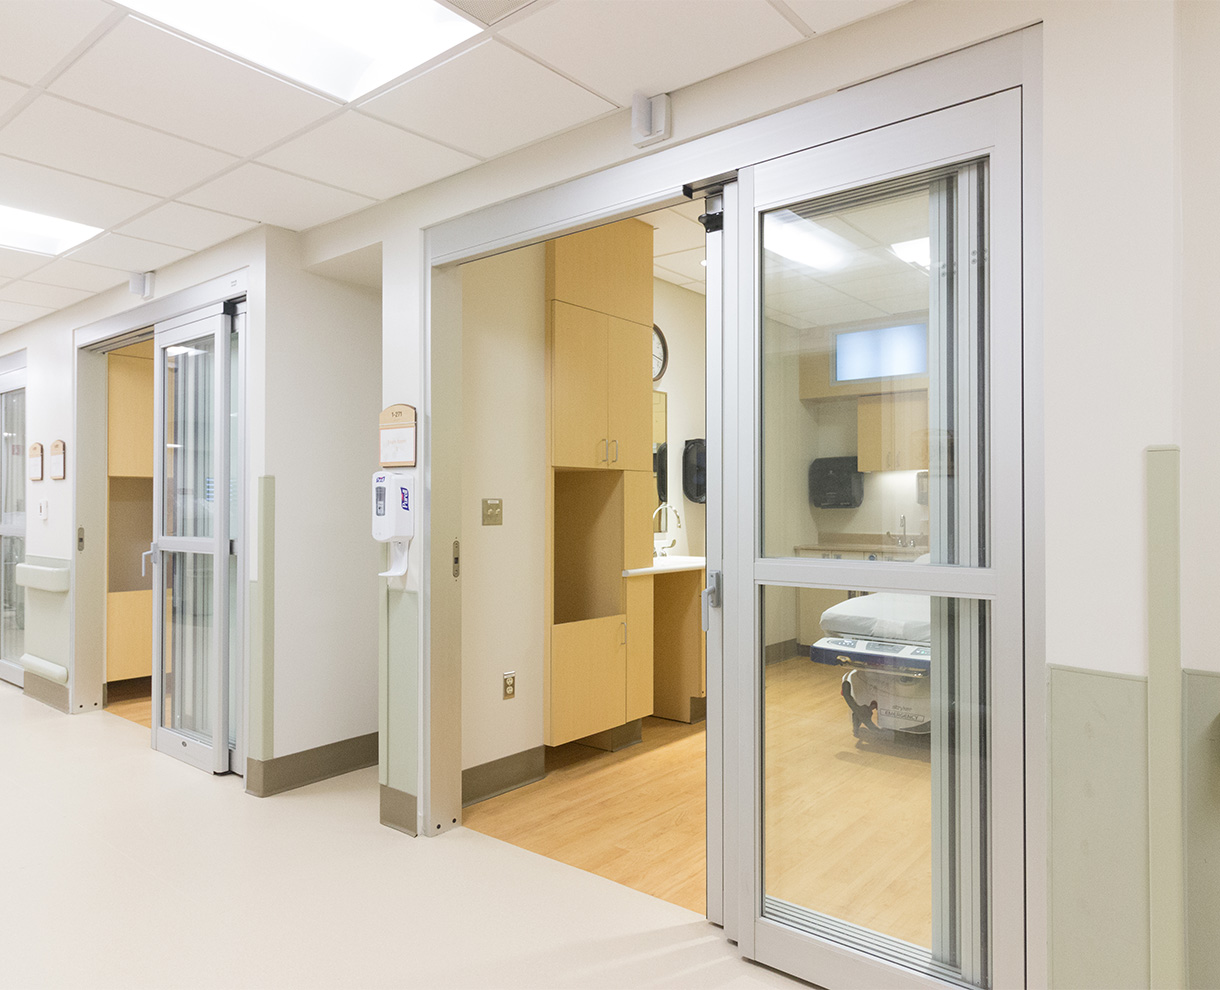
[652,324,669,381]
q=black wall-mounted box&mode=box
[808,456,864,508]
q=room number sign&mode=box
[379,404,417,468]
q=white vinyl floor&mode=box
[0,681,803,990]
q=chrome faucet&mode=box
[886,514,916,548]
[652,502,683,557]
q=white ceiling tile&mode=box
[24,257,128,293]
[0,153,160,228]
[499,1,803,106]
[0,1,115,85]
[259,112,478,201]
[0,77,27,117]
[672,199,708,223]
[0,299,53,323]
[653,266,687,287]
[646,211,704,257]
[180,164,376,230]
[0,247,48,280]
[653,246,705,282]
[66,233,190,272]
[0,95,238,197]
[116,202,257,252]
[361,40,613,158]
[48,17,339,158]
[781,0,907,35]
[0,280,92,309]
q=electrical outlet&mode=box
[502,671,516,700]
[482,498,503,526]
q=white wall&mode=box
[263,228,382,757]
[653,279,706,556]
[459,245,547,770]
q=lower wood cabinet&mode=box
[625,577,653,722]
[549,614,627,746]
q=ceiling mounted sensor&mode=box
[117,0,483,101]
[632,92,671,148]
[0,204,101,256]
[445,0,538,26]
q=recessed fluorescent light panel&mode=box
[0,204,101,256]
[120,0,483,101]
[891,237,931,268]
[763,209,849,272]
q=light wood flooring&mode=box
[104,676,153,728]
[765,657,932,948]
[463,715,708,913]
[465,654,931,947]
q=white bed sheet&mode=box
[820,592,931,645]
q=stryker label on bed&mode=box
[810,637,931,676]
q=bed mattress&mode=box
[818,592,931,646]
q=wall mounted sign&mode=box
[28,442,42,482]
[379,404,417,468]
[49,440,66,481]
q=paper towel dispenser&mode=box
[808,457,863,508]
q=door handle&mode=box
[599,439,609,463]
[141,543,155,577]
[701,569,722,631]
[611,439,619,463]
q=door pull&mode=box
[141,542,156,577]
[701,570,722,631]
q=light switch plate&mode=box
[482,498,503,526]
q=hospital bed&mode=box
[809,591,932,741]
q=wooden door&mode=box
[607,317,653,471]
[552,301,609,469]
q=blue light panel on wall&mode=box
[835,323,928,382]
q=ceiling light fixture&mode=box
[0,204,101,256]
[891,237,931,268]
[119,0,482,102]
[763,210,848,271]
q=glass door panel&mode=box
[0,388,24,679]
[152,307,231,774]
[760,584,989,981]
[731,92,1024,990]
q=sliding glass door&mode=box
[0,387,25,686]
[151,304,238,773]
[725,91,1025,988]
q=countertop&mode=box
[623,555,706,577]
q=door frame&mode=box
[419,27,1044,984]
[70,270,249,765]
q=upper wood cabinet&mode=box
[107,353,154,478]
[857,390,929,472]
[546,219,653,328]
[551,301,651,471]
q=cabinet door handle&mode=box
[599,438,608,463]
[621,621,627,646]
[611,439,619,463]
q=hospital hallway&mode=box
[0,679,798,990]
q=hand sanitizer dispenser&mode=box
[372,471,413,579]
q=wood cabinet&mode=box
[857,391,929,472]
[551,614,627,745]
[652,568,706,723]
[551,302,651,471]
[545,216,656,747]
[625,576,654,723]
[546,219,653,328]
